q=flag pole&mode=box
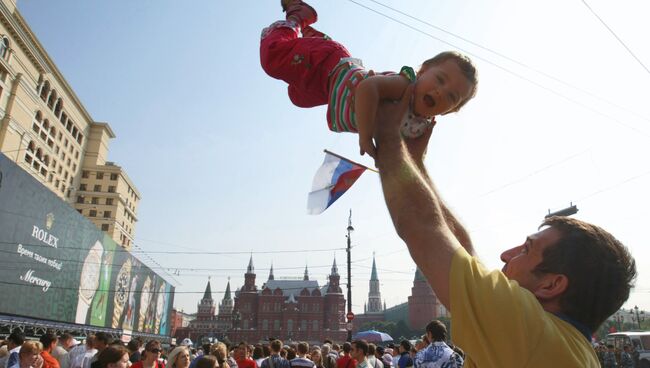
[323,149,379,173]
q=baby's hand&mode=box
[359,135,377,158]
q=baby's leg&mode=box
[260,24,350,108]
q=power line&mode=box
[579,0,650,75]
[344,0,650,137]
[364,0,650,122]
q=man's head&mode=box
[237,341,249,359]
[367,344,376,358]
[500,216,636,332]
[39,333,58,353]
[624,344,632,353]
[342,342,352,355]
[350,340,368,362]
[321,344,331,355]
[94,333,110,352]
[59,334,76,350]
[399,341,411,355]
[270,340,282,354]
[7,332,25,350]
[296,342,309,356]
[425,320,447,342]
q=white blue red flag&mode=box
[307,150,369,215]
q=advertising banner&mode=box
[0,154,174,335]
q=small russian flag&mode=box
[307,150,370,215]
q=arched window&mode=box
[34,111,43,122]
[42,119,49,130]
[47,89,57,109]
[35,148,43,161]
[40,81,50,101]
[54,98,63,117]
[50,126,56,136]
[287,319,293,331]
[27,141,35,152]
[0,36,9,59]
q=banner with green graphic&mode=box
[0,154,174,335]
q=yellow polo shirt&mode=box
[449,247,599,367]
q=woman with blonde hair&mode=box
[166,347,190,368]
[9,341,43,368]
[209,343,229,368]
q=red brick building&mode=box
[182,256,347,344]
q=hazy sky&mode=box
[18,0,650,316]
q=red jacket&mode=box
[41,351,60,368]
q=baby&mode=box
[261,0,478,157]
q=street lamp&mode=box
[614,312,625,331]
[630,306,645,330]
[346,209,354,343]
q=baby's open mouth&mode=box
[424,94,436,108]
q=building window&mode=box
[106,198,114,205]
[103,211,112,218]
[274,320,280,330]
[79,184,87,191]
[313,320,318,331]
[0,37,8,60]
[110,173,118,180]
[108,186,116,193]
[287,319,293,331]
[89,210,97,217]
[301,320,307,332]
[262,320,269,329]
[243,319,249,330]
[94,185,101,192]
[76,196,84,204]
[91,197,99,205]
[101,224,109,231]
[96,172,104,180]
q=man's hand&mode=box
[374,84,414,145]
[405,122,435,163]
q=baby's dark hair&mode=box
[421,51,478,112]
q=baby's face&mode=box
[413,59,474,118]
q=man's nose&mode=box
[500,246,520,263]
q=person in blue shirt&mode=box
[396,342,412,368]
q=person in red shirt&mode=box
[39,333,60,368]
[234,343,257,368]
[336,343,356,368]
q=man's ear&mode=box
[533,273,568,301]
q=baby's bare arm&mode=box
[355,74,410,157]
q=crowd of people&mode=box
[0,319,467,368]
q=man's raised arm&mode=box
[374,86,461,308]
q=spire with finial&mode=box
[370,252,378,281]
[203,277,213,300]
[223,277,232,301]
[247,254,254,273]
[414,267,426,282]
[268,263,274,281]
[331,256,339,276]
[304,264,309,280]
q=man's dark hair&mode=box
[95,332,110,345]
[270,340,282,353]
[296,342,309,355]
[342,342,352,354]
[39,333,58,349]
[367,343,376,356]
[323,339,333,345]
[8,331,25,346]
[534,216,637,331]
[196,355,217,368]
[60,333,74,343]
[399,340,411,352]
[127,340,141,351]
[352,340,368,356]
[425,320,447,342]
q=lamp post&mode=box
[614,312,625,331]
[346,210,354,342]
[630,305,645,330]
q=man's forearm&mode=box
[411,159,475,256]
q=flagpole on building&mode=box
[324,149,379,173]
